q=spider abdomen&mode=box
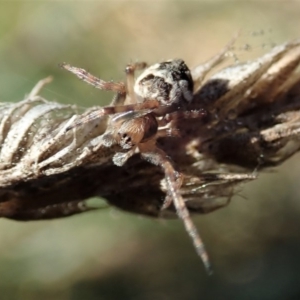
[134,59,194,105]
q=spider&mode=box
[60,43,233,274]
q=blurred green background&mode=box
[1,1,300,299]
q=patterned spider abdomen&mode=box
[134,59,194,105]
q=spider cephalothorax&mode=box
[60,43,232,273]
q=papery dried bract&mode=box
[0,40,299,260]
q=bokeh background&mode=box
[1,1,300,299]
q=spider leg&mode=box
[139,142,212,274]
[60,63,126,93]
[60,63,127,106]
[156,126,181,139]
[110,108,154,124]
[125,62,148,104]
[66,100,159,131]
[112,147,137,166]
[156,108,208,128]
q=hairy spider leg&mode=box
[66,100,160,131]
[61,61,148,106]
[154,108,208,131]
[59,63,127,106]
[164,108,208,123]
[155,109,209,209]
[140,142,212,274]
[59,63,126,93]
[125,62,148,104]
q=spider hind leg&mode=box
[139,142,212,274]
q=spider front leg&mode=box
[66,99,159,131]
[60,63,127,106]
[139,141,212,274]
